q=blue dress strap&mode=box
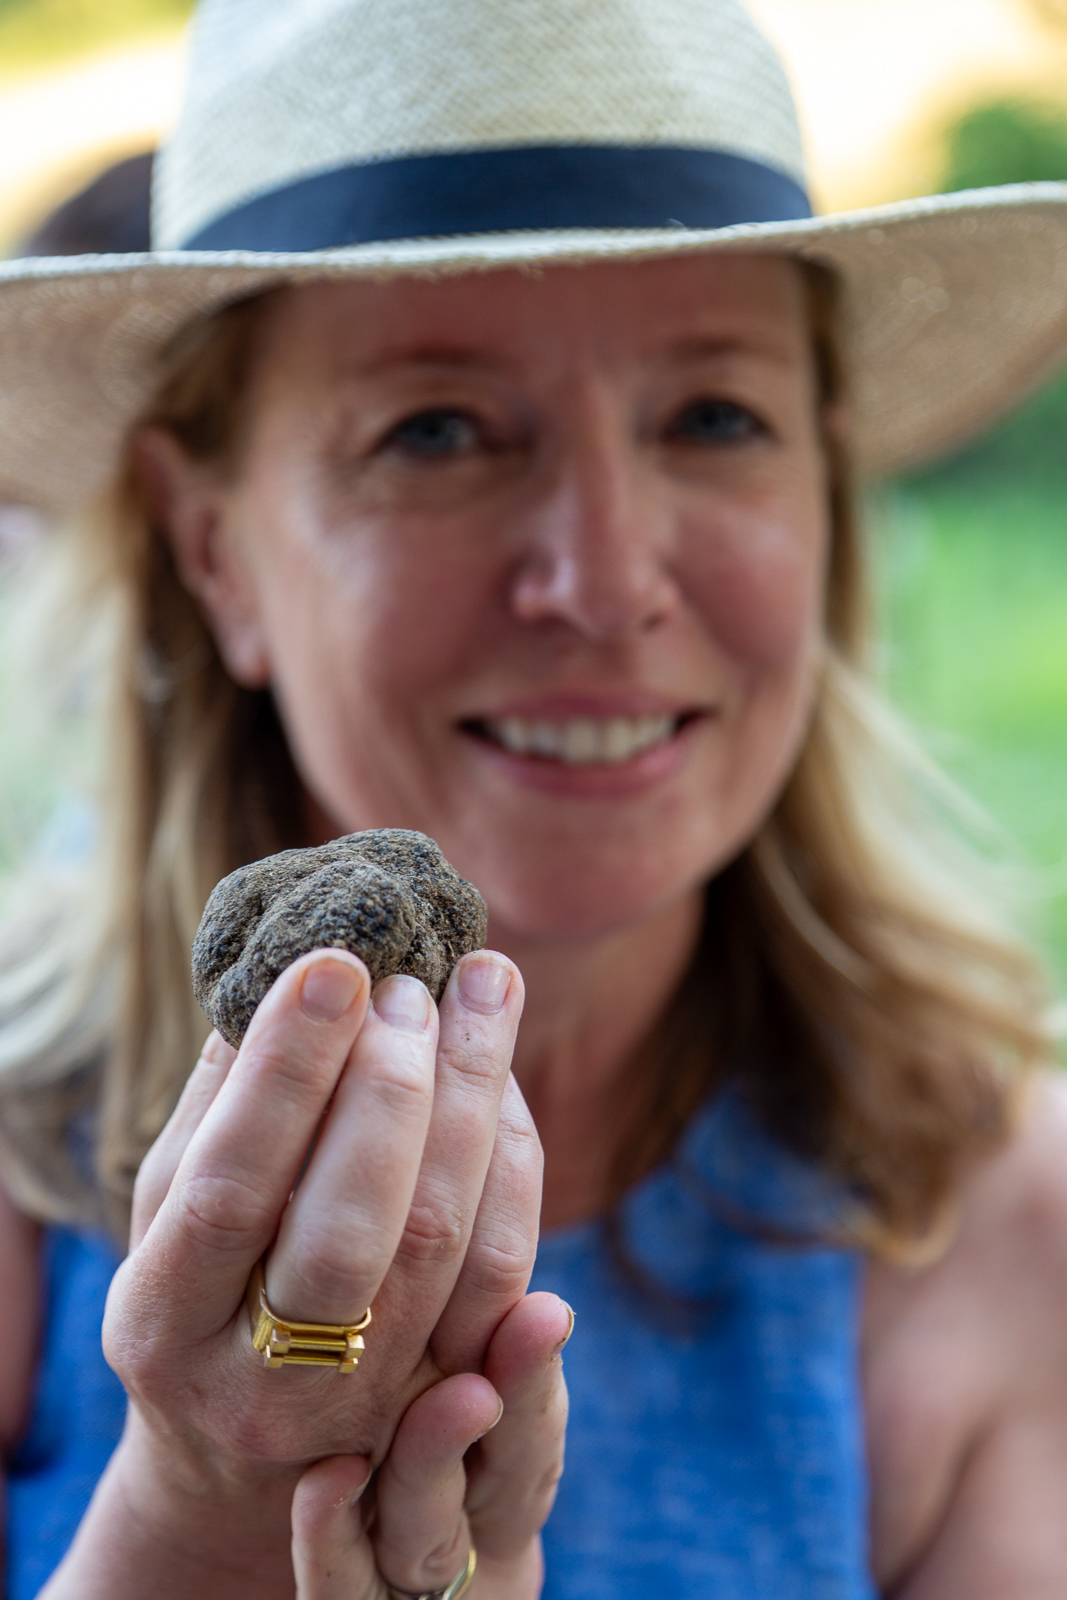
[6,1228,126,1600]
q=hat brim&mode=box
[2,182,1067,509]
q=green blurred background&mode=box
[878,94,1067,985]
[0,0,1065,990]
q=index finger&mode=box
[125,949,371,1341]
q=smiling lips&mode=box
[474,712,692,766]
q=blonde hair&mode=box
[0,273,1053,1250]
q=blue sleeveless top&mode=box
[6,1228,129,1600]
[6,1093,875,1598]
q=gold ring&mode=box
[385,1545,477,1600]
[245,1259,371,1372]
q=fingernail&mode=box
[457,955,510,1015]
[557,1302,576,1352]
[348,1469,373,1507]
[477,1397,505,1438]
[374,975,431,1031]
[300,957,363,1022]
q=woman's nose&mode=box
[509,415,680,642]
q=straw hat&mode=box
[2,0,1067,510]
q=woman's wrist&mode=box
[42,1410,299,1600]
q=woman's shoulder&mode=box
[870,1070,1067,1326]
[0,1182,42,1453]
[960,1070,1067,1275]
[863,1070,1067,1593]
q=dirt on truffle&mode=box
[191,829,488,1048]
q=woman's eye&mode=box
[383,408,480,458]
[670,399,766,445]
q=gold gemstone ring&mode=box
[245,1259,371,1372]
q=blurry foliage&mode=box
[940,97,1067,191]
[881,92,1067,982]
[874,477,1067,986]
[914,372,1067,494]
[929,92,1067,493]
[0,0,192,70]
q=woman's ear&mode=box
[132,426,271,687]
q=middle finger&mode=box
[372,952,524,1357]
[267,972,440,1322]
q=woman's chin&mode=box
[478,861,707,947]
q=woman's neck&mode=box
[489,889,704,1228]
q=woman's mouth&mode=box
[464,711,699,766]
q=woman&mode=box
[2,0,1067,1595]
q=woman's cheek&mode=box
[258,500,464,693]
[684,507,826,671]
[350,532,505,683]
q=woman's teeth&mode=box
[483,713,679,765]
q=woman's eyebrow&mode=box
[657,332,797,367]
[344,344,510,379]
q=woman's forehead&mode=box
[256,252,811,384]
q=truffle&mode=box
[191,829,488,1048]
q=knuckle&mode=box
[532,1455,565,1505]
[101,1282,156,1385]
[272,1246,375,1316]
[213,1398,304,1465]
[176,1167,275,1253]
[104,1323,164,1392]
[243,1039,338,1105]
[384,1527,467,1593]
[438,1030,510,1091]
[395,1195,468,1267]
[101,1260,194,1395]
[365,1054,435,1118]
[496,1113,544,1183]
[460,1231,534,1302]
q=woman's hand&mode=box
[291,1290,570,1599]
[48,947,557,1599]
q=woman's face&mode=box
[164,254,832,942]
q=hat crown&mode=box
[154,0,806,251]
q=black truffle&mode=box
[191,829,487,1048]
